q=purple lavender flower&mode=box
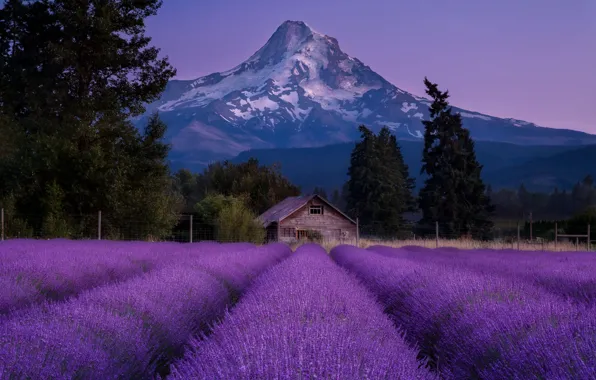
[168,243,436,379]
[331,245,596,379]
[0,242,291,378]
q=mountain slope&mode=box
[485,145,596,190]
[140,20,596,168]
[228,142,593,193]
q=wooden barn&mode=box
[258,194,357,243]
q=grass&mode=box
[291,237,587,253]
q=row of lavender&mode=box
[331,245,596,379]
[0,241,291,379]
[377,246,596,304]
[0,239,192,314]
[167,243,436,379]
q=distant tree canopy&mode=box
[174,158,301,216]
[0,0,180,239]
[491,175,596,221]
[311,187,328,199]
[418,77,494,239]
[344,125,415,238]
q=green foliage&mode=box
[0,1,179,240]
[194,158,300,215]
[418,78,494,239]
[194,194,265,244]
[40,181,71,238]
[566,206,596,237]
[345,125,415,238]
[216,200,266,244]
[173,169,201,213]
[303,229,323,243]
[0,193,33,238]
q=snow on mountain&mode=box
[142,20,596,168]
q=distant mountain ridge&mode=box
[227,142,596,193]
[138,20,596,169]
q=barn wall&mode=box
[278,198,356,242]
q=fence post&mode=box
[435,221,439,249]
[189,215,193,243]
[516,221,520,250]
[554,223,558,251]
[356,218,360,247]
[97,211,102,240]
[1,208,4,241]
[588,224,591,251]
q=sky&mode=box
[146,0,596,134]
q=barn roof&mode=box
[258,194,356,227]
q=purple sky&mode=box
[146,0,596,133]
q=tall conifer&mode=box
[418,78,493,238]
[346,125,415,237]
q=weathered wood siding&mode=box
[278,198,356,242]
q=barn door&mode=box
[296,230,308,240]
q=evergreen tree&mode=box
[346,125,380,232]
[518,184,531,213]
[418,78,493,238]
[330,189,342,207]
[389,131,416,213]
[172,169,200,213]
[345,125,415,237]
[0,0,178,239]
[312,186,328,199]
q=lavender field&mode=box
[0,240,594,379]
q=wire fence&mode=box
[0,209,593,252]
[0,211,210,243]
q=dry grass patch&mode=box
[291,238,585,253]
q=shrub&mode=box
[195,194,265,244]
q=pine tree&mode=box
[330,189,341,207]
[0,0,179,238]
[346,125,379,228]
[389,132,417,213]
[418,78,493,238]
[312,186,328,199]
[345,125,415,237]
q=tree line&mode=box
[490,177,596,221]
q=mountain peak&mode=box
[253,20,318,66]
[276,20,313,36]
[149,21,587,164]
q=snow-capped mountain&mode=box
[142,20,596,168]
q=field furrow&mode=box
[168,243,436,380]
[331,245,596,379]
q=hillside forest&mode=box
[0,0,595,242]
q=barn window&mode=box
[281,228,294,237]
[309,206,323,215]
